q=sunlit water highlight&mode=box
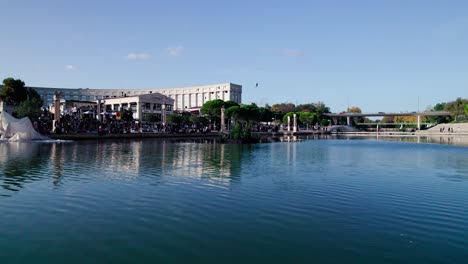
[0,138,467,263]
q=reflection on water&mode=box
[0,140,246,196]
[1,138,468,263]
[339,134,468,147]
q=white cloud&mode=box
[166,45,185,56]
[64,65,77,71]
[280,48,304,58]
[126,53,152,60]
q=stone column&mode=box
[53,92,61,132]
[417,115,421,130]
[220,107,225,133]
[293,114,297,132]
[181,94,185,110]
[96,99,101,121]
[161,104,167,127]
[287,116,291,132]
[347,116,351,126]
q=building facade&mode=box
[5,82,242,111]
[99,93,174,120]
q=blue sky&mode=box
[1,0,467,112]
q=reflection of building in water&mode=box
[85,141,143,180]
[161,142,242,182]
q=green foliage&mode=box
[433,102,446,111]
[189,115,209,126]
[226,103,261,124]
[223,100,239,109]
[200,99,225,118]
[299,112,317,126]
[320,119,330,126]
[142,113,160,122]
[271,103,295,113]
[15,97,42,119]
[465,104,468,115]
[444,97,468,121]
[282,112,299,124]
[1,78,27,105]
[296,103,316,113]
[315,101,331,115]
[229,124,251,140]
[258,106,273,122]
[167,112,190,126]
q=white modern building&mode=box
[99,93,174,120]
[5,82,242,111]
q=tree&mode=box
[258,106,273,122]
[315,101,330,116]
[348,106,362,113]
[299,112,317,130]
[296,103,317,113]
[200,99,225,118]
[445,97,468,121]
[200,99,239,120]
[15,97,42,120]
[223,100,239,109]
[271,103,295,113]
[189,115,209,126]
[380,116,394,123]
[1,78,27,105]
[282,112,299,124]
[427,102,452,124]
[226,104,260,124]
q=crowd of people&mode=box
[30,110,329,137]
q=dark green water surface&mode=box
[0,138,467,263]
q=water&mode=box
[1,138,467,263]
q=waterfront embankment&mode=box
[47,130,330,141]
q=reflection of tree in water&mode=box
[0,143,49,196]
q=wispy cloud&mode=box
[280,48,305,58]
[166,45,185,56]
[64,65,77,71]
[126,53,152,60]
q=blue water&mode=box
[0,139,467,263]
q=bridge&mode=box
[324,111,452,129]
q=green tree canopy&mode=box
[258,106,273,122]
[15,97,42,120]
[299,112,317,128]
[1,78,27,105]
[296,103,317,113]
[200,99,239,119]
[226,104,261,124]
[282,112,300,124]
[445,97,468,120]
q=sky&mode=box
[1,0,467,113]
